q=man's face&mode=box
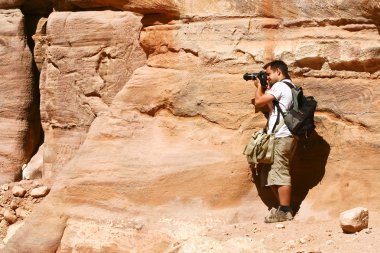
[265,66,280,86]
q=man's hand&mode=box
[254,80,274,108]
[253,79,260,88]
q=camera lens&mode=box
[243,73,257,81]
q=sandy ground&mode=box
[1,179,378,253]
[200,195,380,253]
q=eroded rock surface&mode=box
[52,0,180,17]
[39,11,146,179]
[0,9,41,184]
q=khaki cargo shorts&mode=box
[260,136,297,187]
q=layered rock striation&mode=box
[38,10,146,179]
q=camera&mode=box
[243,70,268,90]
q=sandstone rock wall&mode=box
[39,11,146,178]
[0,9,41,184]
[52,0,180,16]
[1,0,380,251]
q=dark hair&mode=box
[263,60,291,79]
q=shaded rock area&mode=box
[0,0,379,252]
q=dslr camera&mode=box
[243,71,268,90]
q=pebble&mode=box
[30,186,49,198]
[12,186,26,197]
[339,207,369,233]
[4,209,18,224]
[276,224,285,229]
[10,200,18,210]
[299,235,311,244]
[133,223,144,231]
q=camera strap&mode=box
[270,103,284,134]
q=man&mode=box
[253,60,297,223]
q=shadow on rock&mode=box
[291,132,330,213]
[251,131,330,214]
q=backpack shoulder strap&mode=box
[273,100,285,118]
[269,105,284,134]
[282,80,295,90]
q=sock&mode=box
[279,205,292,213]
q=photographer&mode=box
[252,60,297,223]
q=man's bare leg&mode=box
[278,185,291,206]
[265,185,293,222]
[270,185,291,206]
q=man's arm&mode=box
[254,80,275,108]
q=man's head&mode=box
[263,60,290,86]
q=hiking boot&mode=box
[264,208,293,223]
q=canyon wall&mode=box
[0,9,41,184]
[0,0,379,251]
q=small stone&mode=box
[340,207,369,233]
[326,239,333,245]
[10,200,19,210]
[1,185,9,191]
[12,186,26,197]
[4,209,17,224]
[299,235,311,244]
[276,224,285,229]
[30,186,50,198]
[134,223,143,231]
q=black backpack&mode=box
[274,81,317,138]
